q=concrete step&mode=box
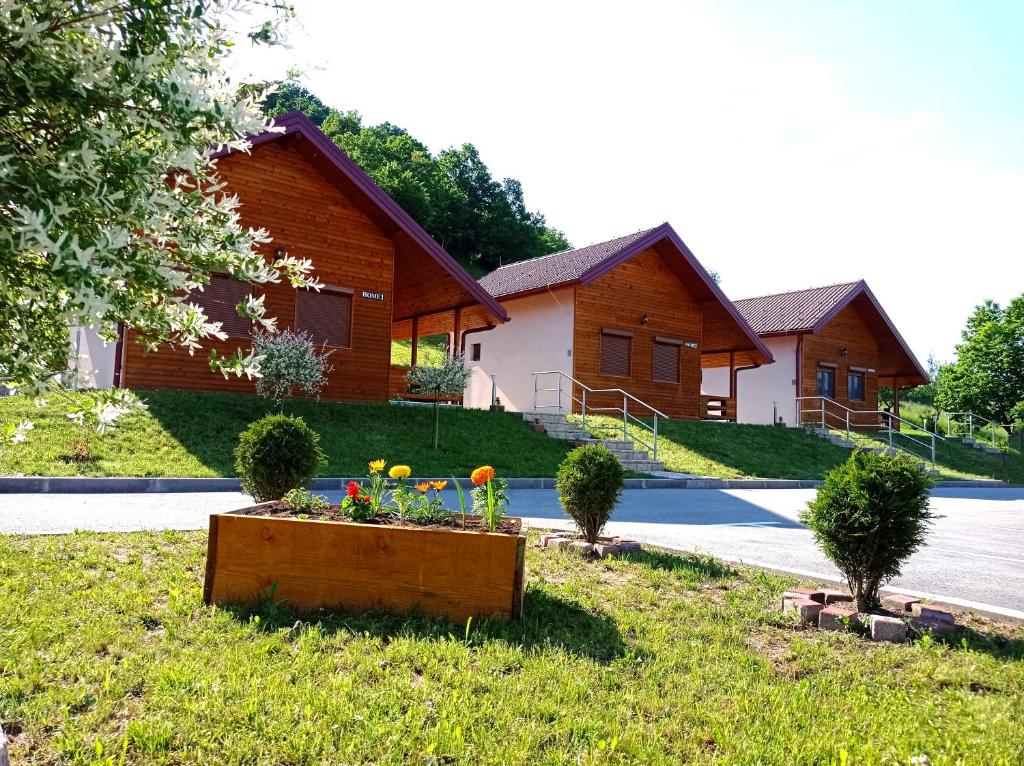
[620,459,666,473]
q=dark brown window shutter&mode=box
[191,275,251,338]
[652,341,680,383]
[600,333,631,377]
[296,289,352,348]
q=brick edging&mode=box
[0,476,1014,493]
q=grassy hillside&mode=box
[389,334,448,367]
[0,391,570,478]
[576,415,852,479]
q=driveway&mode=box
[2,487,1022,616]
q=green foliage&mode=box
[261,82,570,272]
[800,450,935,612]
[556,445,625,544]
[936,295,1024,424]
[1012,400,1024,427]
[472,475,509,532]
[234,414,326,502]
[0,1,314,390]
[251,330,333,406]
[281,488,329,515]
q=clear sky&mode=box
[226,0,1023,363]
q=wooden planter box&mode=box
[203,505,527,623]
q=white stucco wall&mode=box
[69,326,118,389]
[464,288,575,413]
[701,336,798,425]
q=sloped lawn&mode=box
[1,531,1021,764]
[0,390,570,478]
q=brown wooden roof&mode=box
[733,282,862,335]
[735,280,928,385]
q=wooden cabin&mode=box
[105,112,507,401]
[420,223,773,420]
[701,281,928,427]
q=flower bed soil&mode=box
[234,502,521,535]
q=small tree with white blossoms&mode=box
[0,0,318,441]
[251,330,332,408]
[406,356,472,449]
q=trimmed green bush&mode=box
[800,450,935,612]
[234,415,326,502]
[555,444,625,544]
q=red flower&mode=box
[361,495,371,503]
[347,480,360,498]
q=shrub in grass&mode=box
[800,450,935,612]
[234,414,326,502]
[556,445,625,544]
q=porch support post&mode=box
[727,350,736,398]
[410,315,419,368]
[452,307,462,359]
[892,383,901,421]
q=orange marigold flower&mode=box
[413,482,431,493]
[429,480,448,491]
[470,465,495,485]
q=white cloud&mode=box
[227,0,1023,362]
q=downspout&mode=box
[459,324,497,409]
[794,333,804,426]
[459,323,497,356]
[732,363,761,422]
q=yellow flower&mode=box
[429,480,448,491]
[368,459,386,474]
[389,464,411,479]
[471,465,495,486]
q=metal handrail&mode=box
[793,395,942,467]
[532,370,667,459]
[944,412,1012,449]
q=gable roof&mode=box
[479,222,773,364]
[214,111,508,323]
[479,228,660,298]
[735,280,928,384]
[733,282,862,335]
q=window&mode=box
[295,287,353,348]
[191,275,251,338]
[848,372,865,402]
[471,342,481,362]
[816,367,836,398]
[652,340,681,383]
[600,330,631,377]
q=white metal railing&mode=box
[532,370,668,459]
[943,412,1012,450]
[794,395,943,468]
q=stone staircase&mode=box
[958,437,1003,455]
[525,412,666,473]
[808,428,856,449]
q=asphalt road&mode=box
[2,487,1021,616]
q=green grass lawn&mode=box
[0,390,570,478]
[577,415,853,479]
[390,334,448,367]
[1,531,1021,764]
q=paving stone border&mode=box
[540,532,643,558]
[781,589,958,643]
[0,476,1013,494]
[0,724,8,766]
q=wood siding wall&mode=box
[122,142,396,402]
[800,303,881,421]
[572,248,702,419]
